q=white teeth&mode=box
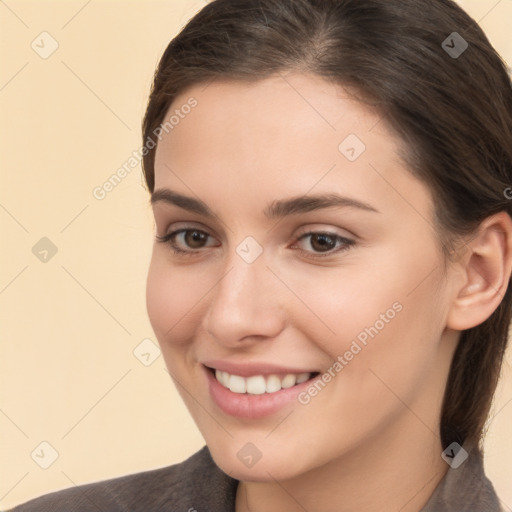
[265,375,282,393]
[216,370,230,388]
[228,374,246,393]
[281,374,297,388]
[246,375,266,395]
[214,370,313,394]
[296,372,310,384]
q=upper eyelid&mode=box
[159,221,219,237]
[159,217,354,233]
[163,225,352,240]
[295,226,353,237]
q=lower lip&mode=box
[205,366,316,419]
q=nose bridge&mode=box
[203,246,286,344]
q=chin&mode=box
[205,438,317,482]
[212,452,300,482]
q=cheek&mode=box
[146,254,206,349]
[290,241,447,391]
[333,299,446,448]
[276,257,408,360]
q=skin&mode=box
[146,73,512,512]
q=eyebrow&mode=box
[151,188,379,220]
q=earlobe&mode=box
[446,212,512,331]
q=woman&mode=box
[10,0,512,510]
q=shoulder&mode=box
[7,446,238,512]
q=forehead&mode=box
[153,73,433,223]
[159,73,383,151]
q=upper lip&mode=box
[202,360,318,377]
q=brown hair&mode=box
[142,0,512,449]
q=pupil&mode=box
[312,234,335,252]
[186,231,206,248]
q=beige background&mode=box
[0,0,511,509]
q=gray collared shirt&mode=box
[6,444,506,511]
[422,444,505,512]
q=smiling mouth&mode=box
[208,367,320,395]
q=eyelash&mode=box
[156,228,355,259]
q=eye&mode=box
[156,227,354,258]
[156,228,219,255]
[292,231,354,258]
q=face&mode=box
[147,73,460,482]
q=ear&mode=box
[446,212,512,331]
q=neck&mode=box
[235,415,449,512]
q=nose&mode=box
[202,250,287,347]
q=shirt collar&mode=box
[421,443,502,511]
